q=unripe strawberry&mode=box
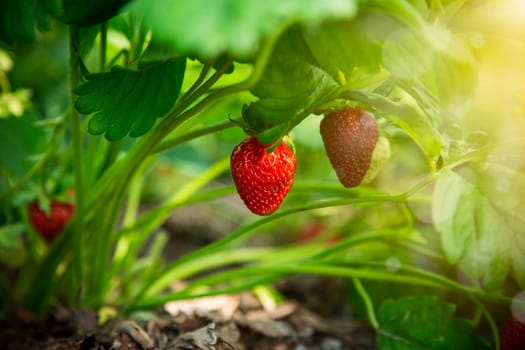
[231,136,297,215]
[27,200,75,243]
[320,107,386,188]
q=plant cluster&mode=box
[1,0,524,349]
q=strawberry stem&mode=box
[353,277,379,329]
[68,25,85,307]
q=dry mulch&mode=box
[0,290,375,350]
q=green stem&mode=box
[86,187,127,306]
[178,63,211,106]
[79,61,243,303]
[390,240,446,261]
[24,35,272,311]
[130,153,518,309]
[23,222,76,312]
[292,182,386,197]
[0,71,11,92]
[105,49,128,69]
[80,65,248,305]
[309,229,409,261]
[353,278,379,329]
[150,31,278,145]
[131,15,147,63]
[69,27,84,210]
[85,57,103,187]
[115,186,235,239]
[83,59,232,214]
[122,164,146,227]
[85,30,279,216]
[134,264,443,310]
[131,188,411,302]
[99,22,107,72]
[68,26,85,306]
[83,129,181,306]
[470,296,500,350]
[132,222,407,306]
[208,33,279,95]
[349,260,509,302]
[160,197,402,268]
[131,229,407,308]
[130,273,283,311]
[154,120,235,154]
[143,243,322,299]
[0,117,65,202]
[113,157,230,277]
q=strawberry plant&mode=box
[0,0,524,349]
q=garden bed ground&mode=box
[0,280,375,350]
[1,205,376,350]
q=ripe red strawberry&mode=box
[27,200,75,243]
[231,136,297,215]
[500,314,525,350]
[320,107,379,188]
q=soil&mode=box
[0,284,375,350]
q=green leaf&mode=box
[302,16,383,81]
[406,0,429,18]
[358,0,427,29]
[433,160,525,290]
[302,0,436,84]
[377,296,490,350]
[129,0,357,59]
[353,1,476,118]
[419,26,477,109]
[381,22,476,112]
[59,0,131,26]
[0,0,56,44]
[74,58,186,141]
[242,27,339,145]
[382,28,435,81]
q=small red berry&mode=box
[27,200,75,243]
[320,107,379,188]
[231,136,297,216]
[297,222,326,242]
[296,222,341,245]
[501,314,525,350]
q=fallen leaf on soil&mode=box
[165,295,240,321]
[112,320,154,349]
[170,322,218,350]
